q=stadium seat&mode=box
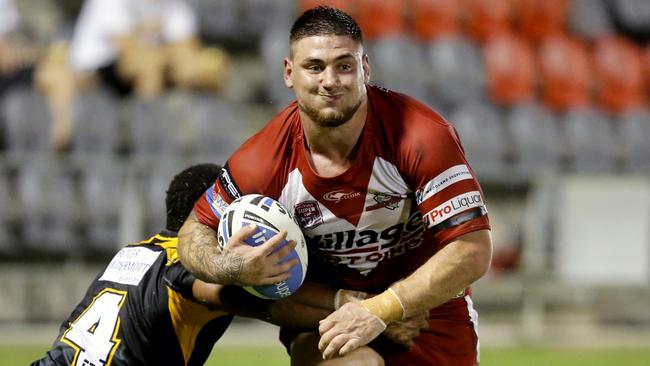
[463,0,512,42]
[617,109,650,173]
[139,155,192,234]
[609,0,650,38]
[259,27,296,108]
[505,102,563,178]
[0,164,16,254]
[560,107,618,173]
[185,94,243,161]
[407,0,460,41]
[483,31,536,106]
[1,87,51,158]
[15,154,81,253]
[77,155,127,253]
[123,95,184,156]
[449,101,508,181]
[367,36,428,101]
[354,0,404,40]
[567,0,613,41]
[195,0,239,42]
[70,90,120,156]
[593,36,645,113]
[242,0,296,37]
[426,36,486,109]
[513,0,569,43]
[538,35,591,111]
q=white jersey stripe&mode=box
[465,295,480,363]
[416,164,472,204]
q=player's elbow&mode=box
[466,229,493,281]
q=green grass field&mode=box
[7,344,650,365]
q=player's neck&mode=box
[302,100,367,165]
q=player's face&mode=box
[284,35,370,128]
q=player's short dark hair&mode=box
[290,6,363,45]
[165,163,221,232]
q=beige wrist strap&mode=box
[359,287,405,325]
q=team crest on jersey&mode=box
[294,201,323,229]
[365,193,407,211]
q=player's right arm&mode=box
[178,210,297,286]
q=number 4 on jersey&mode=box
[60,289,127,366]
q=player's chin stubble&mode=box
[298,97,362,128]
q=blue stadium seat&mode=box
[137,155,191,234]
[260,27,296,108]
[425,37,485,110]
[195,0,239,41]
[0,162,17,254]
[618,109,650,172]
[185,94,243,161]
[560,107,618,173]
[77,155,127,253]
[16,154,81,253]
[70,90,121,156]
[366,36,429,102]
[241,0,296,37]
[1,88,51,158]
[506,102,563,178]
[568,0,613,41]
[449,101,508,181]
[123,95,184,156]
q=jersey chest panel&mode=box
[279,157,427,275]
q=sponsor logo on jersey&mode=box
[323,190,361,203]
[365,192,408,211]
[307,211,426,274]
[294,201,323,229]
[99,247,161,286]
[207,184,228,219]
[416,165,473,204]
[218,164,241,200]
[423,191,483,227]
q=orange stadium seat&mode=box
[593,36,645,113]
[538,35,592,111]
[462,0,512,42]
[354,0,405,40]
[407,0,460,41]
[512,0,569,43]
[483,31,536,105]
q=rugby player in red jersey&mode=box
[179,6,492,365]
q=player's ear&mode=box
[362,53,370,84]
[284,58,293,88]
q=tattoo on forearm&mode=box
[179,223,245,285]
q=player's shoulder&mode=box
[369,86,457,148]
[226,102,301,195]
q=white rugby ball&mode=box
[217,194,308,299]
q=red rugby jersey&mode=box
[195,85,490,292]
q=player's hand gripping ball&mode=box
[217,194,308,299]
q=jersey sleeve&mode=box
[163,261,197,300]
[194,163,242,229]
[193,108,298,229]
[403,120,490,245]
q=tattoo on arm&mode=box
[179,213,245,285]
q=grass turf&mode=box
[7,344,650,365]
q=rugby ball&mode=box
[217,194,308,299]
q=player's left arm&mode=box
[318,230,492,358]
[319,119,493,359]
[191,280,331,329]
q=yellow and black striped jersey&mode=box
[32,231,233,366]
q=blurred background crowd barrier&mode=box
[0,0,649,345]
